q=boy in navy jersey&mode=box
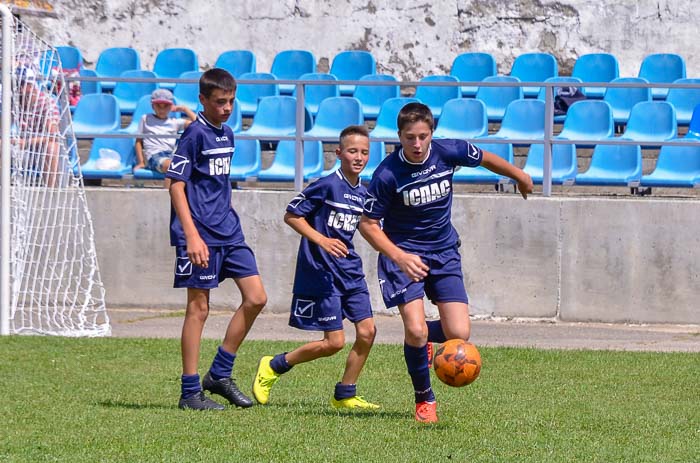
[166,68,267,410]
[359,102,533,423]
[252,126,380,411]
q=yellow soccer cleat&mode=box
[330,395,381,410]
[252,356,280,405]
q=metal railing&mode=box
[66,74,700,194]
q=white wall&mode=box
[24,0,700,79]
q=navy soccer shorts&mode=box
[288,290,373,332]
[173,243,259,289]
[377,245,468,308]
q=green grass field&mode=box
[1,337,697,463]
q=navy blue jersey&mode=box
[286,169,368,297]
[363,138,483,251]
[166,113,244,246]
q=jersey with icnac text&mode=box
[363,138,483,252]
[166,113,243,246]
[286,169,368,297]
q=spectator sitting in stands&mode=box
[134,88,196,185]
[16,67,62,188]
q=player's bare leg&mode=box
[399,298,437,422]
[340,317,376,384]
[162,158,172,190]
[286,329,345,365]
[436,301,471,341]
[181,288,210,375]
[330,317,380,410]
[221,274,267,353]
[203,275,265,408]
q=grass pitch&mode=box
[0,337,697,462]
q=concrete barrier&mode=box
[87,188,700,325]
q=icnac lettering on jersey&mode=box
[402,179,451,206]
[209,156,231,175]
[327,210,360,232]
[343,193,362,202]
[215,136,229,142]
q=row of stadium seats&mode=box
[51,46,691,100]
[78,134,700,189]
[71,91,700,149]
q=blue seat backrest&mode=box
[95,47,141,77]
[88,137,135,168]
[236,72,279,116]
[510,53,558,96]
[78,68,101,95]
[557,100,614,142]
[414,75,461,117]
[475,76,524,121]
[330,50,376,95]
[215,50,256,78]
[450,52,497,96]
[294,73,339,116]
[56,45,83,69]
[571,53,619,97]
[72,93,120,130]
[353,74,400,118]
[434,98,488,139]
[622,101,677,140]
[173,70,203,111]
[153,48,199,79]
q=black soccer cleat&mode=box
[178,391,225,411]
[202,371,254,408]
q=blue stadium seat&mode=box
[270,50,316,94]
[619,101,677,147]
[56,45,83,69]
[638,53,686,100]
[369,97,419,142]
[641,142,700,188]
[433,98,488,140]
[487,99,545,146]
[664,78,700,125]
[152,48,199,91]
[555,100,614,147]
[536,76,584,123]
[72,69,101,112]
[686,106,700,139]
[79,137,135,179]
[132,167,164,180]
[236,72,279,117]
[575,143,642,186]
[353,74,400,119]
[452,142,514,184]
[450,52,497,97]
[413,75,461,120]
[172,70,202,112]
[95,47,141,91]
[293,72,339,117]
[224,99,243,133]
[320,158,341,177]
[71,93,121,137]
[214,50,256,78]
[509,52,558,98]
[242,95,301,141]
[523,143,577,185]
[258,140,324,181]
[603,77,651,125]
[571,53,619,99]
[475,76,524,122]
[330,50,376,95]
[305,97,364,140]
[112,70,158,115]
[360,141,386,182]
[230,138,262,181]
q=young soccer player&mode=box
[166,68,267,410]
[252,125,380,411]
[358,102,534,423]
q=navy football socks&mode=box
[270,352,292,374]
[209,346,236,380]
[181,373,201,399]
[334,382,357,400]
[404,343,435,404]
[427,320,447,343]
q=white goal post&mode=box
[0,5,109,336]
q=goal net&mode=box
[1,13,109,336]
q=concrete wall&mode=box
[87,188,700,325]
[23,0,700,79]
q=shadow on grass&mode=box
[98,400,175,411]
[263,400,408,420]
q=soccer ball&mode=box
[433,339,482,387]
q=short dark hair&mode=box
[199,68,236,98]
[397,102,434,132]
[339,125,369,148]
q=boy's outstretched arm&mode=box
[480,150,534,199]
[283,212,348,258]
[170,180,209,268]
[358,216,428,282]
